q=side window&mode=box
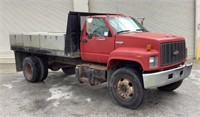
[92,18,111,37]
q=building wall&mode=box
[0,0,6,62]
[73,0,88,12]
[196,0,200,55]
[89,0,195,59]
[0,0,74,63]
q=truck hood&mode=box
[115,32,185,50]
[116,32,184,42]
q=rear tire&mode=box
[62,67,75,75]
[35,57,48,81]
[109,68,145,109]
[23,57,40,83]
[157,80,183,91]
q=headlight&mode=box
[149,56,158,68]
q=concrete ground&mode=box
[0,60,200,117]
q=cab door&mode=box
[80,18,115,63]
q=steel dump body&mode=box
[10,32,68,57]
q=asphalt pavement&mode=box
[0,61,200,117]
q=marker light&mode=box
[146,44,152,51]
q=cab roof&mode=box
[90,14,130,18]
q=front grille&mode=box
[160,41,185,66]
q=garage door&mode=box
[0,0,73,62]
[89,0,195,58]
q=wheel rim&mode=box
[114,76,134,100]
[24,63,33,80]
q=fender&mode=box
[107,47,159,71]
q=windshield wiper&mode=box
[117,30,131,34]
[136,29,148,32]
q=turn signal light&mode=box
[146,44,152,51]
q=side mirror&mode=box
[86,18,93,39]
[137,18,145,26]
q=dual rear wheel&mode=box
[23,56,76,83]
[23,56,48,83]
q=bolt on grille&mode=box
[160,41,185,66]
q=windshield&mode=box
[108,17,147,34]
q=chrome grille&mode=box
[160,41,185,66]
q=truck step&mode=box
[76,64,107,86]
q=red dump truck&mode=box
[10,11,192,109]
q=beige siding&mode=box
[0,0,73,62]
[89,0,195,58]
[73,0,88,12]
[0,0,5,61]
[197,0,200,40]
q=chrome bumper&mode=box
[142,63,193,89]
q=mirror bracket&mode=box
[137,17,145,26]
[86,18,93,35]
[87,34,93,39]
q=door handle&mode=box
[82,39,88,43]
[115,41,124,45]
[96,37,106,40]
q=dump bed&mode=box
[9,32,75,57]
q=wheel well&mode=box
[14,51,30,71]
[107,59,144,87]
[108,59,143,72]
[14,51,49,71]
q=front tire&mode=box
[23,57,40,83]
[157,80,183,91]
[109,68,145,109]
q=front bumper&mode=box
[142,63,192,89]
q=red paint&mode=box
[80,15,186,71]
